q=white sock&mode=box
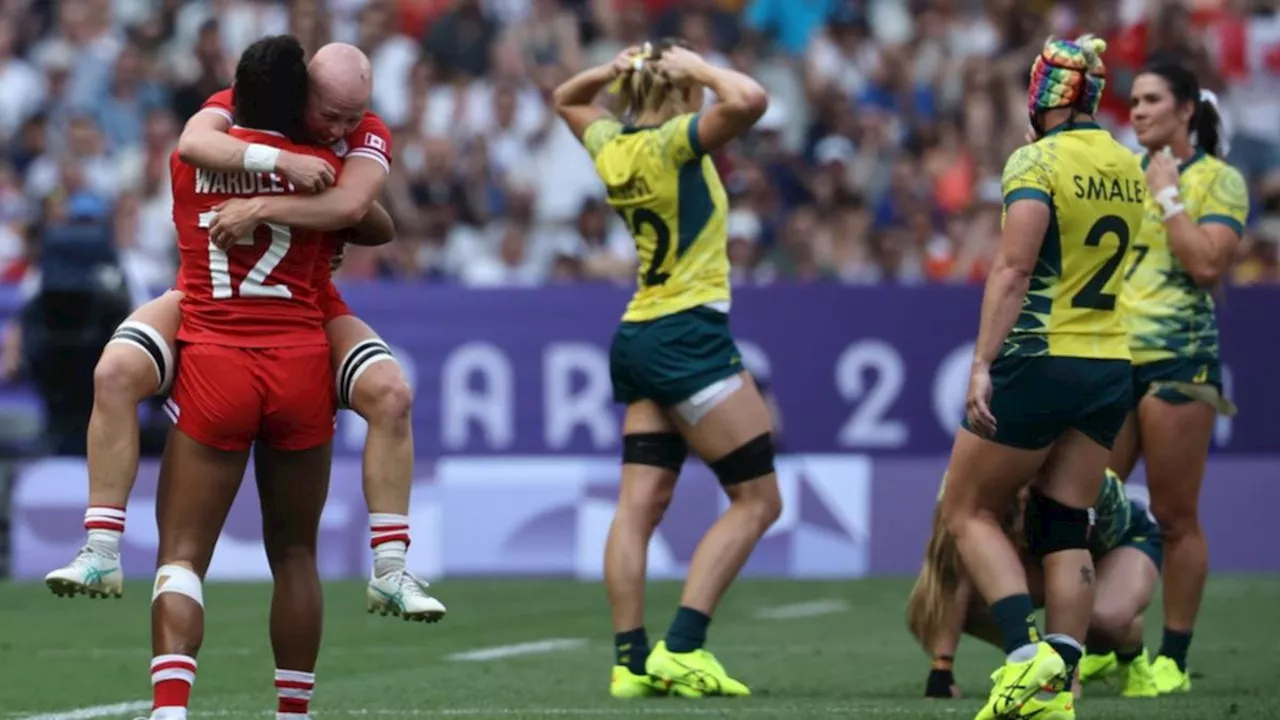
[370,513,409,576]
[150,708,187,720]
[277,715,310,720]
[84,506,125,555]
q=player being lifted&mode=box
[555,40,779,699]
[143,35,343,720]
[908,469,1163,701]
[938,36,1145,720]
[1086,60,1248,694]
[45,41,446,623]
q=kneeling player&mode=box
[47,42,444,622]
[146,36,338,720]
[908,470,1163,701]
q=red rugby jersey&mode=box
[170,127,341,347]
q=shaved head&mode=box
[308,42,372,107]
[304,42,372,144]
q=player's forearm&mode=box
[553,63,618,109]
[1165,214,1229,286]
[973,260,1030,368]
[256,192,366,232]
[689,64,768,119]
[177,128,251,172]
[348,201,395,246]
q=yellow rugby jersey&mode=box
[999,122,1146,360]
[583,113,730,322]
[1122,152,1248,365]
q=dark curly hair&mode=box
[233,34,309,143]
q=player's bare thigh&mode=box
[325,314,406,411]
[155,428,250,574]
[621,400,681,509]
[99,289,184,397]
[254,442,333,555]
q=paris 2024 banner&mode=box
[8,285,1280,579]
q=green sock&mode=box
[614,628,649,675]
[664,606,710,653]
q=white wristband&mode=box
[243,143,280,173]
[1155,186,1184,220]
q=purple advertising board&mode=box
[9,455,1279,580]
[4,285,1278,579]
[0,285,1277,456]
[317,284,1279,458]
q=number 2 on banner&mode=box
[836,340,908,448]
[198,210,293,299]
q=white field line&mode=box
[753,599,850,620]
[177,708,931,717]
[16,637,589,719]
[14,701,150,720]
[10,703,934,719]
[446,637,588,662]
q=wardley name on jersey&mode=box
[194,167,298,196]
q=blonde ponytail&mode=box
[615,39,694,124]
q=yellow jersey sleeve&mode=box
[1001,143,1054,207]
[658,113,706,167]
[1197,164,1249,237]
[583,118,623,159]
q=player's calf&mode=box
[149,563,204,720]
[342,346,413,576]
[47,320,176,600]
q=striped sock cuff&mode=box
[370,513,410,548]
[85,506,127,533]
[151,654,197,686]
[276,668,314,712]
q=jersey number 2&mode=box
[198,210,293,300]
[1071,215,1130,311]
[626,209,674,287]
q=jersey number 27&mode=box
[198,210,293,300]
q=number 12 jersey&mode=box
[170,127,341,347]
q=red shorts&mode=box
[167,343,336,452]
[319,280,352,324]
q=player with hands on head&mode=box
[556,39,780,699]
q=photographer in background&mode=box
[13,186,132,455]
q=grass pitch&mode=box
[1,577,1277,719]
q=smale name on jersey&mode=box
[1073,174,1144,204]
[607,175,652,201]
[195,168,296,196]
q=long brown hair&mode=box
[906,503,964,649]
[905,486,1026,650]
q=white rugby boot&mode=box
[366,569,446,622]
[45,545,124,598]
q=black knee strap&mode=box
[1024,489,1094,558]
[622,433,687,472]
[709,432,775,486]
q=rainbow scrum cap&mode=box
[1028,35,1107,118]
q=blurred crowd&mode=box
[1,0,1279,290]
